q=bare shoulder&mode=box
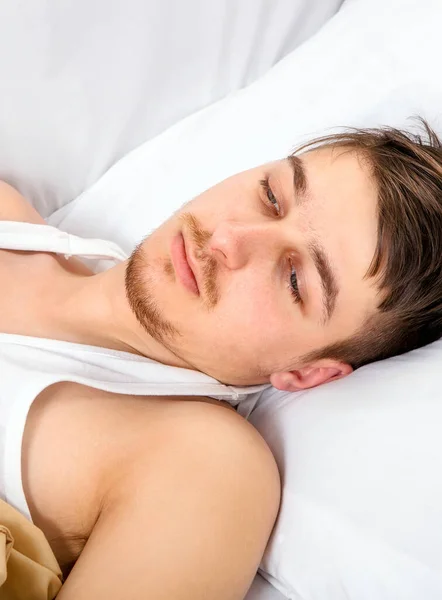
[0,181,46,224]
[115,393,281,517]
[40,385,281,599]
[23,382,280,594]
[24,383,280,517]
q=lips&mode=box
[171,232,200,295]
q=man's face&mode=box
[126,146,380,387]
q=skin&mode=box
[1,184,280,599]
[22,385,281,600]
[0,145,380,598]
[123,146,380,387]
[17,145,379,388]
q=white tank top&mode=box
[0,221,268,521]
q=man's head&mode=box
[125,119,442,389]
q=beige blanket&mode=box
[0,499,62,599]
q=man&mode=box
[1,121,441,599]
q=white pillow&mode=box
[0,0,341,218]
[245,574,287,600]
[250,344,442,600]
[48,0,442,598]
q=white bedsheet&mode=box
[48,1,442,598]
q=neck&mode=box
[45,260,191,370]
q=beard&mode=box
[124,212,219,347]
[125,238,179,344]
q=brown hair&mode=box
[298,118,442,369]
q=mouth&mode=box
[171,231,200,296]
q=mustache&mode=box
[180,212,219,308]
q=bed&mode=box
[1,1,442,598]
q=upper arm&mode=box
[0,181,46,224]
[57,400,281,600]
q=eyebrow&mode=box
[286,155,339,321]
[309,242,339,322]
[287,155,308,202]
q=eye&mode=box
[289,262,301,304]
[259,177,281,216]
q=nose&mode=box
[207,220,277,270]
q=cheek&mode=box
[187,180,254,222]
[205,278,331,367]
[203,279,293,353]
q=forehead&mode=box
[296,145,378,236]
[286,146,380,330]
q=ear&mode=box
[270,360,353,392]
